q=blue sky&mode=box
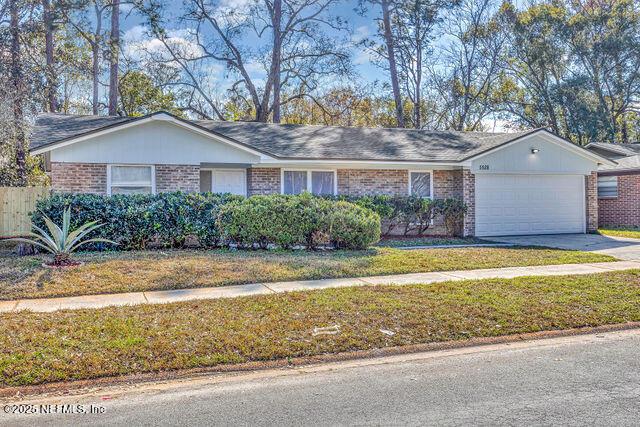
[117,0,519,130]
[120,0,390,85]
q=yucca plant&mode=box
[11,207,116,266]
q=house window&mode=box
[598,176,618,198]
[409,171,432,198]
[108,165,155,195]
[311,171,335,195]
[282,170,336,195]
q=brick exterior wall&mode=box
[462,169,475,237]
[337,169,408,196]
[433,169,463,199]
[586,172,598,232]
[51,162,107,194]
[51,162,200,194]
[598,172,640,228]
[247,168,281,195]
[155,165,200,193]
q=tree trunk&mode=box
[43,0,57,112]
[271,0,282,123]
[91,7,103,115]
[10,0,27,185]
[381,0,404,128]
[414,40,422,129]
[108,0,120,116]
[92,41,100,115]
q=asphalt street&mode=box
[2,329,640,426]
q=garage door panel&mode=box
[475,174,585,237]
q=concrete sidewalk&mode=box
[2,260,640,313]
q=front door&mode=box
[211,169,247,196]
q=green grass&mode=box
[599,228,640,239]
[376,236,489,247]
[2,270,640,387]
[0,246,615,301]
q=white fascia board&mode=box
[31,113,274,160]
[467,130,616,166]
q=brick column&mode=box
[433,169,463,199]
[247,168,281,195]
[156,165,200,193]
[586,172,598,232]
[462,169,475,237]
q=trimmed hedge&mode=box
[32,192,464,251]
[217,193,380,250]
[33,192,242,250]
[33,192,381,251]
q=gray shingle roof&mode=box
[587,142,640,156]
[32,113,133,149]
[195,120,534,162]
[587,142,640,171]
[31,112,537,162]
[599,155,640,171]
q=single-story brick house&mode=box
[586,142,640,228]
[30,111,614,237]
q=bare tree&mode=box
[379,0,403,127]
[431,0,505,131]
[394,0,454,128]
[65,0,109,114]
[137,0,351,122]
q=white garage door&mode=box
[475,174,585,237]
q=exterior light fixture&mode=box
[531,148,540,154]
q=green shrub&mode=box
[33,192,242,250]
[433,198,467,237]
[33,191,459,251]
[218,193,380,249]
[322,194,466,237]
[327,201,381,249]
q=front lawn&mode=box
[0,247,614,300]
[2,270,639,387]
[599,228,640,239]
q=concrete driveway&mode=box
[490,233,640,260]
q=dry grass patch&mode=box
[375,236,489,247]
[2,270,640,387]
[599,228,640,239]
[0,246,615,300]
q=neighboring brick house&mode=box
[586,142,640,228]
[31,112,612,237]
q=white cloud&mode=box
[244,60,267,77]
[219,0,253,8]
[122,24,146,43]
[119,3,134,14]
[123,26,204,64]
[354,49,376,65]
[352,25,370,43]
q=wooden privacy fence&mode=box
[0,187,50,238]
